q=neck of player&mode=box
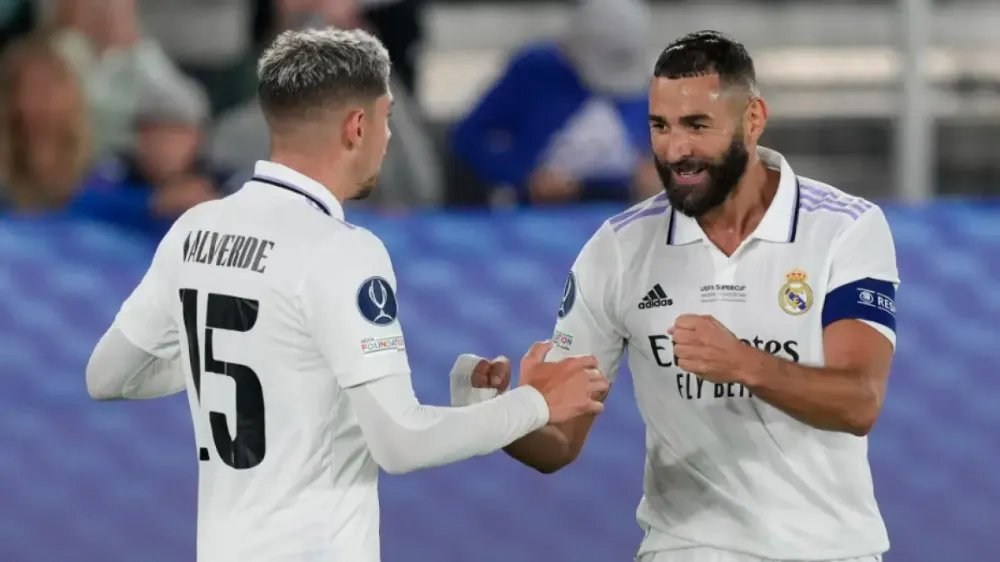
[698,153,779,244]
[270,148,355,203]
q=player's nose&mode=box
[661,135,694,164]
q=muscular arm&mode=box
[344,372,550,475]
[739,319,893,436]
[450,354,608,474]
[736,206,899,436]
[502,409,602,473]
[86,323,186,400]
[468,219,629,473]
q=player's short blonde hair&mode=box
[257,28,391,121]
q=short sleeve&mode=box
[547,223,628,383]
[115,227,182,359]
[301,229,410,388]
[822,206,900,347]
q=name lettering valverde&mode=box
[648,334,801,400]
[182,230,276,274]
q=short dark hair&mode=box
[653,30,758,95]
[257,28,391,121]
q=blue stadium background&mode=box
[0,203,997,562]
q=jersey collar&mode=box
[251,160,345,220]
[667,146,800,245]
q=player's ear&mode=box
[744,97,768,144]
[341,107,365,149]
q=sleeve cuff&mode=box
[510,385,551,427]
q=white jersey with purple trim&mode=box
[547,147,898,560]
[113,160,410,561]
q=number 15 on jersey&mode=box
[180,288,267,469]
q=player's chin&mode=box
[666,186,712,217]
[349,176,379,201]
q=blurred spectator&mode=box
[450,0,660,206]
[358,0,425,94]
[253,0,424,93]
[215,12,442,207]
[140,0,255,115]
[0,0,35,51]
[0,34,90,212]
[254,0,359,49]
[47,0,183,156]
[76,75,227,238]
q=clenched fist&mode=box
[669,314,751,384]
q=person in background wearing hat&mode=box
[450,0,661,206]
[71,74,231,238]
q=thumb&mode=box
[524,341,553,364]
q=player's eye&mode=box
[689,123,707,131]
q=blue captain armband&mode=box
[822,277,897,332]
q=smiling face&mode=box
[648,73,755,217]
[647,30,767,217]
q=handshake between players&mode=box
[466,341,609,424]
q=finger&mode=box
[523,341,553,364]
[670,328,697,345]
[587,368,607,383]
[671,343,695,358]
[673,314,701,330]
[584,400,605,416]
[589,377,611,395]
[564,354,599,370]
[469,358,492,388]
[489,356,511,389]
[677,358,706,374]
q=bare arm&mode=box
[502,410,602,473]
[738,319,893,436]
[451,353,609,474]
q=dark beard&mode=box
[349,176,377,201]
[655,137,749,217]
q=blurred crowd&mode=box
[0,0,662,239]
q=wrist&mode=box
[735,345,774,389]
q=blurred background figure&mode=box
[213,0,442,207]
[77,74,224,238]
[450,0,659,206]
[0,0,35,51]
[47,0,181,156]
[0,34,89,213]
[0,1,997,561]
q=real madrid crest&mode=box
[778,269,813,315]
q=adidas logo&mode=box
[639,284,673,309]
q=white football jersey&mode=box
[114,161,411,562]
[548,148,898,560]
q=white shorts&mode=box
[637,550,882,562]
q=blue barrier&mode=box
[0,203,997,561]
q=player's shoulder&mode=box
[573,193,670,272]
[305,217,391,267]
[796,175,884,227]
[599,192,671,248]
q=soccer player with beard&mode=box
[451,31,899,562]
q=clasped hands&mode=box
[450,342,609,424]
